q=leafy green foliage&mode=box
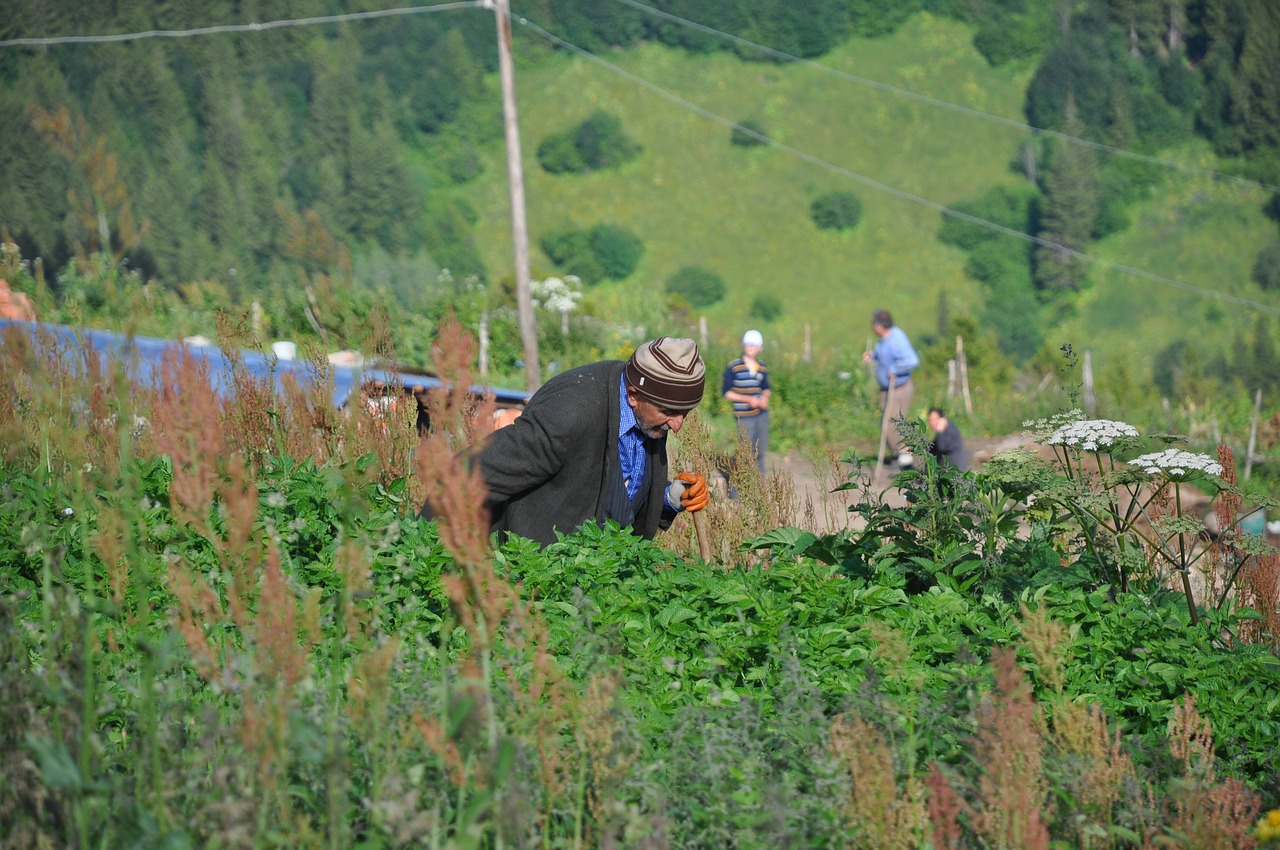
[809,190,863,230]
[848,0,923,38]
[1253,238,1280,290]
[730,117,768,147]
[665,265,727,307]
[588,223,645,279]
[534,130,586,175]
[936,184,1044,357]
[1034,100,1100,296]
[4,393,1280,846]
[537,111,641,175]
[938,184,1038,250]
[966,0,1057,65]
[540,222,644,284]
[750,293,783,322]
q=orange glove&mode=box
[674,471,709,512]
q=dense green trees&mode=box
[0,2,491,297]
[937,184,1044,358]
[1,0,1278,378]
[1033,99,1100,298]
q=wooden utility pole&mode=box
[493,0,540,391]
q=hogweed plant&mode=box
[998,411,1279,628]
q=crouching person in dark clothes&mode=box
[927,406,971,472]
[419,337,710,548]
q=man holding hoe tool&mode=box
[863,309,920,475]
[422,337,712,554]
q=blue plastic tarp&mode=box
[0,319,528,409]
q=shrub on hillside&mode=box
[938,184,1037,250]
[848,0,920,37]
[541,223,643,284]
[574,111,641,170]
[809,191,862,230]
[536,132,585,175]
[665,266,726,307]
[537,111,641,174]
[537,110,645,175]
[541,228,603,284]
[751,293,783,322]
[731,118,768,147]
[1253,239,1280,291]
[588,224,644,279]
[1264,191,1280,223]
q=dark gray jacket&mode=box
[431,360,672,547]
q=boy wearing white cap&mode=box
[722,329,771,478]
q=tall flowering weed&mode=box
[998,414,1279,626]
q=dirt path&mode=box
[768,433,1034,534]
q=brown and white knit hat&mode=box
[625,337,706,411]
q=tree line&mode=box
[0,0,1277,381]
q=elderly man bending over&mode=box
[421,337,710,548]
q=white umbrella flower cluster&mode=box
[1046,419,1140,451]
[530,276,583,315]
[1127,448,1224,480]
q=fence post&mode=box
[1083,350,1096,415]
[956,335,973,414]
[1245,388,1262,481]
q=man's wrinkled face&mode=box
[626,387,688,439]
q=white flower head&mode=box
[530,276,582,314]
[1023,409,1084,443]
[1128,448,1223,480]
[1046,419,1139,451]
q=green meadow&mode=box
[1061,166,1274,372]
[459,12,1278,377]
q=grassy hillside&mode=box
[458,12,1278,382]
[463,13,1035,361]
[1060,163,1275,380]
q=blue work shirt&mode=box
[872,326,919,390]
[618,377,646,499]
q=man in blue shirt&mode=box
[862,310,919,468]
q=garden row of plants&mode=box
[2,318,1279,848]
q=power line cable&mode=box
[607,0,1280,195]
[0,2,483,48]
[509,12,1280,318]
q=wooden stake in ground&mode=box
[956,335,973,415]
[693,510,712,562]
